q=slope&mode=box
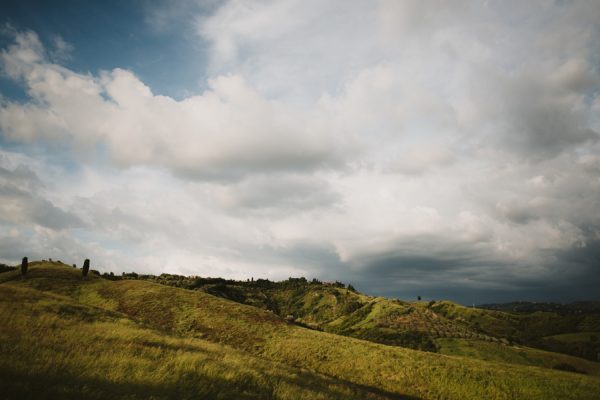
[2,262,600,400]
[0,284,403,399]
[92,268,600,367]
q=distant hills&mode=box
[478,301,600,314]
[1,260,599,399]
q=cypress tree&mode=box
[21,257,28,277]
[82,259,90,279]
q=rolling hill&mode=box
[115,271,600,362]
[1,261,600,399]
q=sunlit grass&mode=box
[0,284,394,400]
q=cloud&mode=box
[1,1,600,303]
[0,30,352,181]
[213,173,341,215]
[49,35,73,63]
[0,162,83,230]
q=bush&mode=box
[0,264,16,274]
[21,257,28,277]
[82,259,90,279]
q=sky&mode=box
[0,0,599,305]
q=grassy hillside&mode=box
[0,284,395,400]
[121,274,492,351]
[122,272,600,362]
[546,332,600,343]
[429,300,600,360]
[479,301,600,314]
[435,338,600,376]
[2,262,600,399]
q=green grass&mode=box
[429,300,590,341]
[436,338,600,376]
[2,262,600,400]
[545,332,600,343]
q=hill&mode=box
[479,301,600,314]
[1,261,600,399]
[113,271,600,361]
[429,300,600,361]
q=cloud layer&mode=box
[1,0,599,303]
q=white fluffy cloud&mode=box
[1,0,600,302]
[0,31,351,180]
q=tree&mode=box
[417,296,422,301]
[82,259,90,279]
[347,284,357,292]
[21,257,28,277]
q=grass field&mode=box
[435,338,600,376]
[2,262,600,399]
[545,332,600,343]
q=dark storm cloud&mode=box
[554,237,600,288]
[347,235,600,304]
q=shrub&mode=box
[20,257,28,277]
[82,259,90,279]
[0,264,16,273]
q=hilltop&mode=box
[1,261,600,399]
